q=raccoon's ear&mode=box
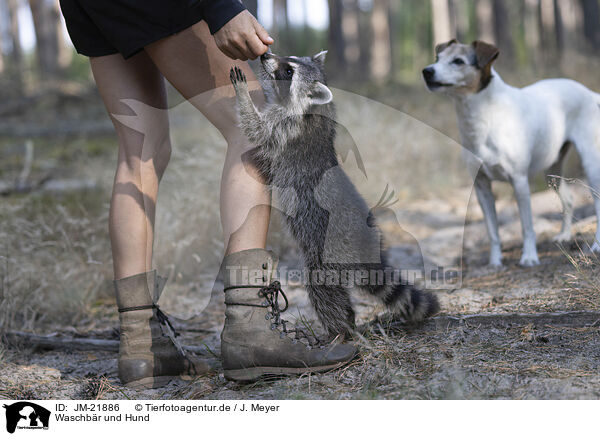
[312,50,328,66]
[309,81,333,105]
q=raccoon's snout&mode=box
[260,52,278,76]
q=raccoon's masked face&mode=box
[258,51,333,113]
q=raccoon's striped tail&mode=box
[383,283,440,323]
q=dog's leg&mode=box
[474,172,503,267]
[554,180,574,242]
[580,158,600,253]
[570,131,600,253]
[592,193,600,253]
[547,142,573,243]
[511,175,540,266]
[569,132,600,252]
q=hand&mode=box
[214,10,274,61]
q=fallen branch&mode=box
[0,83,96,117]
[2,331,215,357]
[3,331,118,352]
[0,120,114,138]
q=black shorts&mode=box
[59,0,246,59]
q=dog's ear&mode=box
[472,40,499,69]
[435,39,458,56]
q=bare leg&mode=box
[474,171,503,267]
[90,52,170,279]
[144,22,270,255]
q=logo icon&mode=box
[3,402,50,434]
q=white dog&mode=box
[423,40,600,267]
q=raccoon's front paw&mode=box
[229,66,247,92]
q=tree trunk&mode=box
[301,0,310,44]
[6,0,24,93]
[579,0,600,48]
[272,0,289,49]
[558,0,584,48]
[540,0,557,53]
[56,1,72,69]
[341,0,360,74]
[28,0,65,78]
[492,0,514,61]
[388,0,398,79]
[430,0,453,45]
[475,0,495,43]
[0,11,4,74]
[449,0,470,42]
[370,0,391,82]
[553,0,565,53]
[524,0,542,66]
[328,0,346,72]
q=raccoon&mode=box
[229,51,439,338]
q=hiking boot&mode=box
[114,270,212,388]
[220,249,357,381]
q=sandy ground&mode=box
[2,182,599,400]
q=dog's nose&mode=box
[422,67,435,81]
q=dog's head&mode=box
[422,40,499,95]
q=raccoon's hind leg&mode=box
[306,282,355,339]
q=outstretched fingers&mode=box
[229,66,247,87]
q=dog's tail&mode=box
[383,283,440,323]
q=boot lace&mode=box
[118,303,198,375]
[225,281,322,348]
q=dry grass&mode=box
[560,244,600,311]
[1,73,600,399]
[0,192,113,332]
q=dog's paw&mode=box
[229,66,247,91]
[487,260,504,269]
[488,250,503,268]
[552,232,572,244]
[519,253,540,267]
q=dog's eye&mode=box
[452,58,465,65]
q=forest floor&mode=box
[1,184,599,400]
[1,84,599,400]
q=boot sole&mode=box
[124,375,194,389]
[223,361,351,382]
